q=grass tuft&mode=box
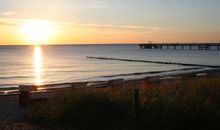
[27,76,220,130]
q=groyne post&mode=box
[198,45,202,50]
[134,89,139,120]
[87,56,220,68]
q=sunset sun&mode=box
[20,20,54,44]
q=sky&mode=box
[0,0,220,45]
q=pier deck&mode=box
[139,43,220,50]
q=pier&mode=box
[139,43,220,50]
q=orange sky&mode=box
[0,0,220,45]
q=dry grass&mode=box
[27,76,220,130]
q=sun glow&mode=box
[20,20,54,44]
[34,46,43,85]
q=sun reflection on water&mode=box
[34,46,43,85]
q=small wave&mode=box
[0,76,29,79]
[101,67,204,78]
[52,70,96,73]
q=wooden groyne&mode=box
[87,56,220,68]
[139,43,220,50]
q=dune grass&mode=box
[27,76,220,130]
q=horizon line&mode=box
[1,42,220,46]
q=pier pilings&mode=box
[139,43,220,51]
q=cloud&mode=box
[1,11,17,16]
[0,17,159,33]
[0,17,23,26]
[54,21,159,32]
[88,0,108,9]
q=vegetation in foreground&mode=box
[27,76,220,130]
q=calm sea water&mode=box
[1,44,220,90]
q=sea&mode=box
[1,44,220,91]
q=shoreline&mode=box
[0,66,219,96]
[0,67,220,126]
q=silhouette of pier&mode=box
[139,43,220,50]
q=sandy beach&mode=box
[1,68,220,126]
[0,95,27,129]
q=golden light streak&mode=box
[34,46,43,85]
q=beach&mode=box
[1,67,220,129]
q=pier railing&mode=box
[139,43,220,50]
